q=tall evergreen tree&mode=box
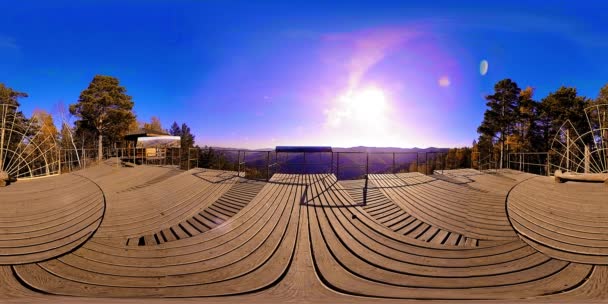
[70,75,135,160]
[477,79,521,168]
[169,121,181,136]
[539,86,590,149]
[180,123,195,149]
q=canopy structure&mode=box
[275,146,332,153]
[136,136,181,148]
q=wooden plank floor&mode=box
[367,172,519,242]
[340,179,477,246]
[0,173,104,264]
[1,167,607,302]
[508,176,608,264]
[126,178,265,246]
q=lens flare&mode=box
[480,60,489,75]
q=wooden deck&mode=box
[0,164,606,303]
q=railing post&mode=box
[58,149,62,175]
[366,152,369,176]
[237,150,241,176]
[336,153,340,179]
[392,152,395,173]
[547,152,551,176]
[266,151,270,181]
[425,153,428,175]
[330,152,334,174]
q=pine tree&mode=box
[477,79,521,168]
[70,75,136,160]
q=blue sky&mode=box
[1,0,607,148]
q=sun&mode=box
[339,87,388,125]
[324,86,398,146]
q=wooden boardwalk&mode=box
[0,164,607,303]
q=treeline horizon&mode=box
[3,75,607,174]
[475,78,608,168]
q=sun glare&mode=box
[339,87,388,125]
[324,86,402,147]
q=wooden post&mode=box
[392,152,396,174]
[566,129,570,172]
[58,149,62,175]
[547,152,551,176]
[585,145,590,173]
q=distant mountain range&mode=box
[203,146,451,180]
[208,146,450,153]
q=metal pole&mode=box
[425,153,428,175]
[237,150,241,176]
[366,152,369,176]
[392,152,395,173]
[330,152,334,174]
[266,151,270,181]
[187,148,190,170]
[416,153,419,173]
[336,153,340,179]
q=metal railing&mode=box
[186,149,461,181]
[52,146,483,182]
[508,152,552,176]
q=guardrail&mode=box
[188,149,459,181]
[508,152,552,176]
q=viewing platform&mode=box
[1,162,607,303]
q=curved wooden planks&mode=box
[508,176,608,264]
[341,179,478,246]
[368,173,518,242]
[0,174,104,265]
[2,168,607,302]
[12,174,303,297]
[305,174,592,299]
[126,178,265,246]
